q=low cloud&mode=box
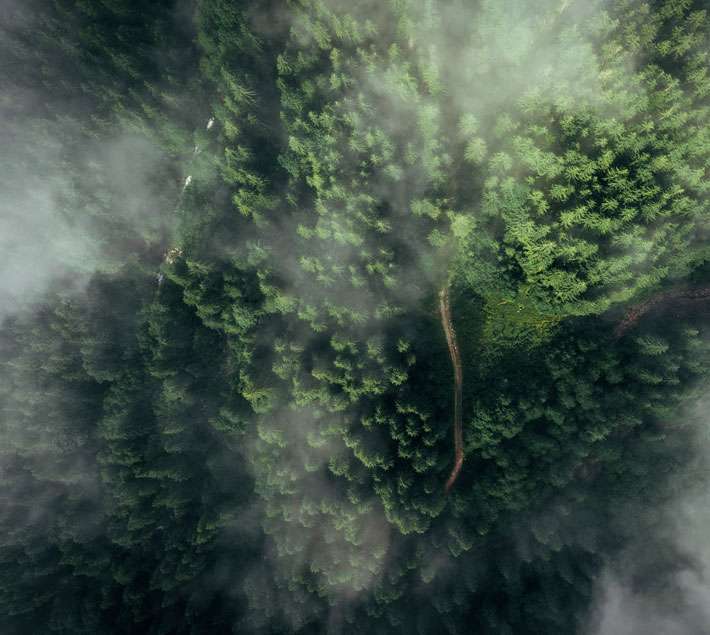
[585,398,710,635]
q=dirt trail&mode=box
[439,286,464,493]
[615,286,710,338]
[434,283,710,491]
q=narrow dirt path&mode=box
[439,286,464,493]
[615,286,710,338]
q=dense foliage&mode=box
[1,1,710,633]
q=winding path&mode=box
[614,286,710,338]
[434,283,710,491]
[439,286,464,493]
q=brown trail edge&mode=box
[440,286,464,494]
[615,286,710,338]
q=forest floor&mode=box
[440,286,464,493]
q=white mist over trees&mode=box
[1,1,710,633]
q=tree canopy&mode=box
[2,1,710,633]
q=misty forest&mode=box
[3,0,710,633]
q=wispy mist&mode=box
[585,396,710,635]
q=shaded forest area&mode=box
[2,1,710,633]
